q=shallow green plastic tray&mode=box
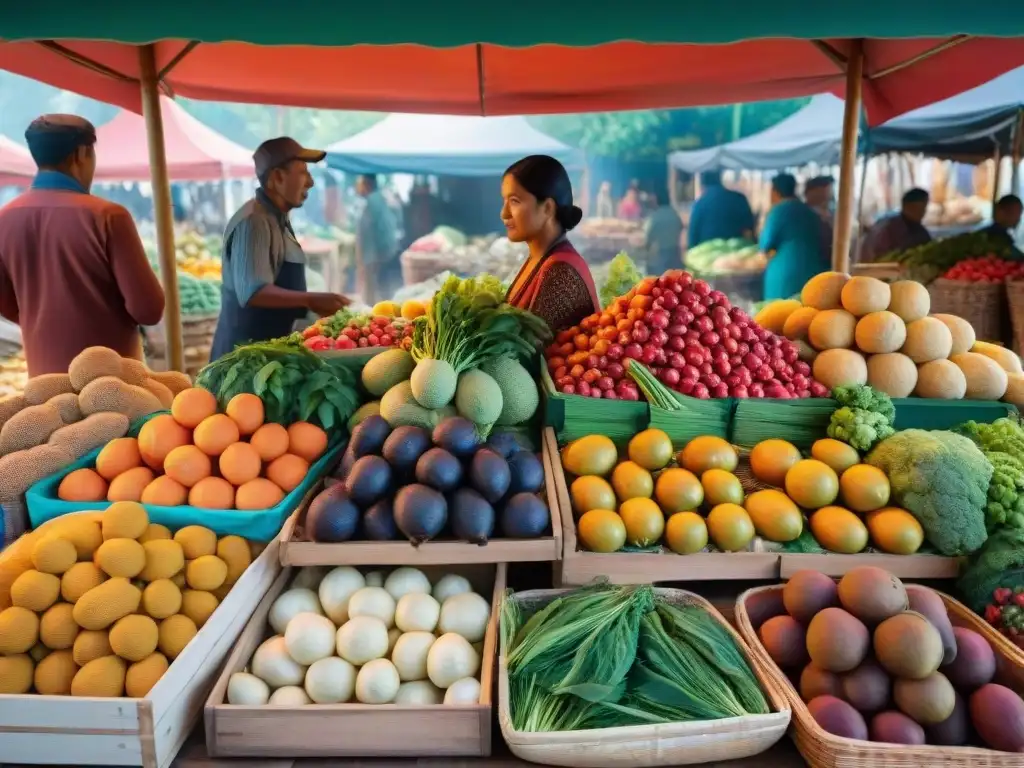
[25,412,345,541]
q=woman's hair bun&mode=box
[557,205,584,231]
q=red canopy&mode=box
[0,135,36,186]
[0,38,1022,125]
[93,96,254,182]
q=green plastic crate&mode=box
[891,398,1018,431]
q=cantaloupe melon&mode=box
[867,354,918,398]
[931,314,975,355]
[783,307,820,341]
[855,312,906,354]
[361,349,417,397]
[971,341,1023,374]
[901,317,953,363]
[754,299,803,334]
[888,281,930,322]
[840,277,891,317]
[809,309,857,351]
[1003,373,1024,407]
[915,359,967,399]
[813,349,868,390]
[950,352,1009,400]
[802,272,850,310]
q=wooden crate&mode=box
[779,552,961,579]
[204,562,506,758]
[278,435,562,567]
[0,536,282,768]
[550,428,781,584]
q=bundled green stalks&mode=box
[731,397,837,450]
[626,361,731,443]
[409,275,551,409]
[501,584,768,733]
[196,340,361,431]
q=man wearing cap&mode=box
[0,115,165,377]
[687,170,756,250]
[759,173,829,300]
[858,188,932,264]
[211,137,348,360]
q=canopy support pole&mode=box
[832,39,864,273]
[1011,109,1023,196]
[138,44,184,373]
[992,144,1003,204]
[853,148,871,262]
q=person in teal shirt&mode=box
[759,173,830,300]
[687,170,755,248]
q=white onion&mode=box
[391,631,436,682]
[355,658,400,704]
[347,586,397,628]
[318,566,365,624]
[384,567,432,601]
[304,656,356,704]
[437,591,490,642]
[269,588,323,634]
[284,612,336,665]
[432,573,472,605]
[227,672,269,705]
[336,615,389,665]
[268,685,311,706]
[427,633,480,689]
[251,636,306,688]
[395,592,440,633]
[444,677,481,705]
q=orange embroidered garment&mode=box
[506,239,599,332]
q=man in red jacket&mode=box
[0,115,165,376]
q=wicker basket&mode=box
[928,278,1007,343]
[734,584,1024,768]
[1006,278,1024,356]
[498,586,791,767]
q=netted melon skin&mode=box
[69,347,124,392]
[23,374,75,406]
[0,402,64,454]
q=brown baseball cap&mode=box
[253,137,326,178]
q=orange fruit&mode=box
[569,476,616,516]
[810,439,860,475]
[57,468,108,502]
[744,489,803,542]
[654,468,703,514]
[706,503,756,552]
[839,464,891,513]
[664,511,708,554]
[226,394,264,436]
[618,498,665,547]
[679,436,737,475]
[219,442,262,486]
[170,388,218,429]
[701,469,744,507]
[627,429,673,471]
[250,423,290,462]
[107,467,156,502]
[749,439,802,487]
[189,477,236,510]
[266,453,310,493]
[164,445,212,488]
[287,422,328,463]
[235,478,285,510]
[610,461,653,501]
[140,476,188,506]
[784,459,839,510]
[576,509,626,553]
[193,414,240,457]
[138,414,191,470]
[95,438,142,481]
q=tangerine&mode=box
[193,414,240,457]
[140,476,188,506]
[226,393,265,436]
[189,477,236,510]
[164,445,212,488]
[138,414,191,470]
[679,436,737,475]
[784,459,839,510]
[287,422,328,463]
[266,453,309,493]
[610,461,653,501]
[627,429,673,471]
[654,468,703,514]
[57,468,108,502]
[235,478,285,510]
[170,387,218,429]
[219,442,262,486]
[95,438,142,481]
[250,423,290,462]
[749,439,802,487]
[569,476,616,516]
[107,467,156,502]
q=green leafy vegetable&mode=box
[411,274,551,374]
[598,252,643,309]
[195,339,361,431]
[956,418,1024,532]
[958,527,1024,612]
[827,384,895,451]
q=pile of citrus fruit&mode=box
[561,429,925,556]
[55,388,329,511]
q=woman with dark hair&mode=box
[501,155,600,332]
